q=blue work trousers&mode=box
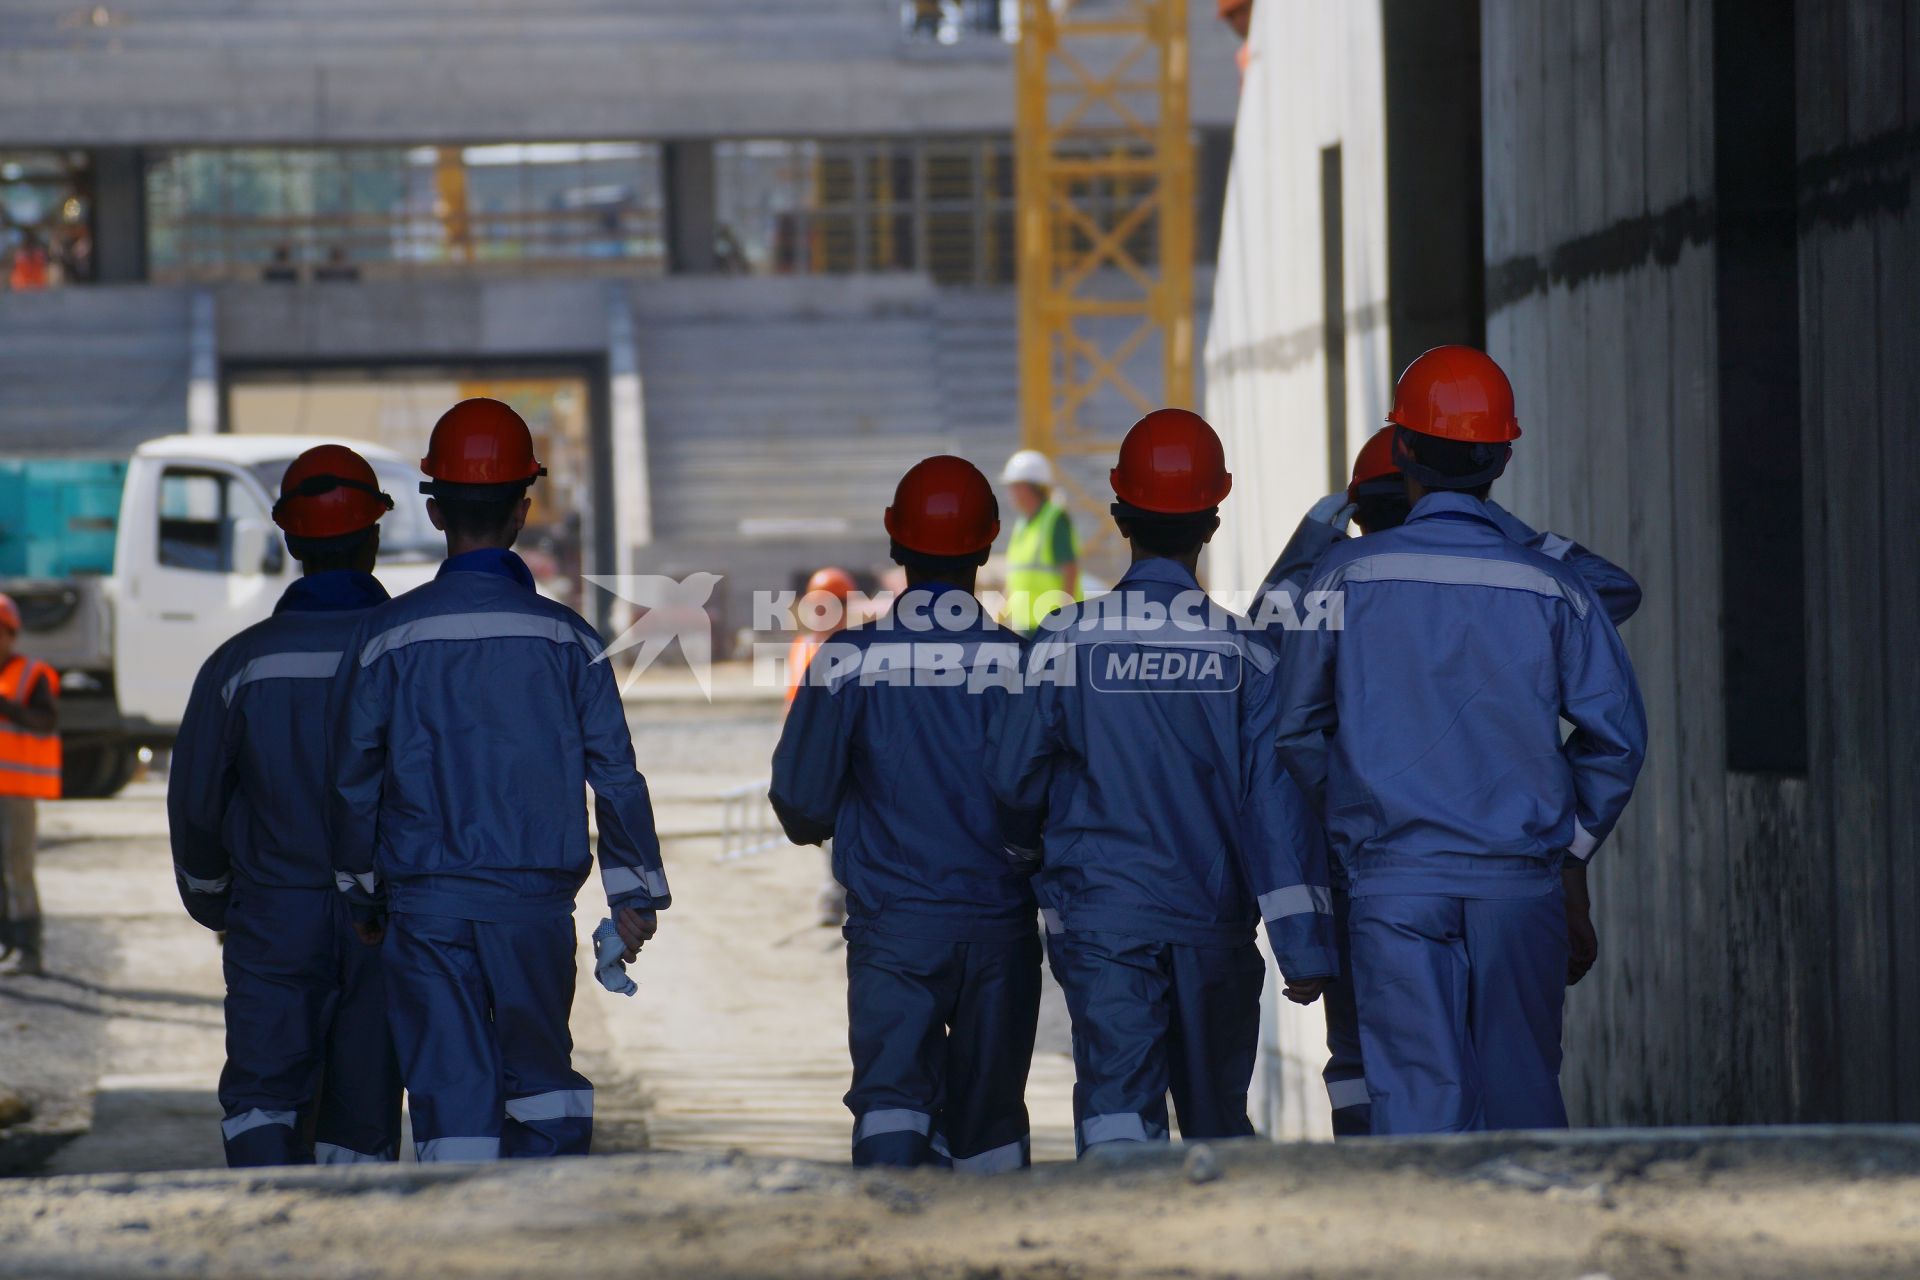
[219,885,401,1167]
[383,911,594,1161]
[1348,887,1569,1134]
[1047,931,1264,1154]
[845,926,1042,1172]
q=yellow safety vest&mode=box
[1004,499,1080,634]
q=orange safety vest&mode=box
[784,631,828,707]
[0,655,61,799]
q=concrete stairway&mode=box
[0,286,191,455]
[637,311,956,547]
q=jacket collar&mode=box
[437,547,537,591]
[1405,491,1501,528]
[1116,556,1202,591]
[274,570,390,616]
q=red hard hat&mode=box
[884,455,1001,557]
[0,592,19,634]
[272,444,393,539]
[806,567,856,600]
[421,398,547,487]
[1111,408,1233,514]
[1347,426,1401,500]
[1386,345,1522,443]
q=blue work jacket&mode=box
[770,583,1034,941]
[988,558,1336,979]
[327,549,669,922]
[1252,502,1643,630]
[1275,492,1648,898]
[169,571,391,928]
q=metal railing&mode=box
[716,777,788,863]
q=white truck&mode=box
[1,435,439,796]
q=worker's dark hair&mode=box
[1113,508,1220,557]
[889,540,989,583]
[1398,429,1504,499]
[1352,493,1412,535]
[431,485,528,541]
[1348,477,1411,535]
[284,526,376,572]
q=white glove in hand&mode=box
[1307,491,1358,530]
[593,918,638,997]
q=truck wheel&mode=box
[61,744,139,799]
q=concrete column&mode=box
[89,147,147,283]
[664,140,718,275]
[603,285,651,630]
[186,291,218,434]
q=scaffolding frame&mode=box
[1016,0,1194,544]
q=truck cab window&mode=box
[157,469,234,572]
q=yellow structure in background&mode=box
[1016,0,1194,538]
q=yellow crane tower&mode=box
[1015,0,1194,548]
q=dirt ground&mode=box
[1,1130,1918,1279]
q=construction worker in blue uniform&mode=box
[328,398,669,1163]
[771,456,1037,1171]
[1255,422,1644,1138]
[169,444,403,1166]
[1275,346,1648,1135]
[991,409,1337,1155]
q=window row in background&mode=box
[5,138,1228,289]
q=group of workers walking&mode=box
[169,399,668,1165]
[152,342,1644,1172]
[773,342,1645,1164]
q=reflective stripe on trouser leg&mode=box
[950,1134,1030,1174]
[852,1108,935,1167]
[218,888,340,1168]
[478,916,594,1158]
[417,1137,502,1163]
[314,1143,388,1165]
[1348,895,1480,1135]
[383,914,504,1162]
[1465,890,1569,1131]
[1045,931,1175,1157]
[1321,887,1372,1139]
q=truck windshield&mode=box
[251,458,442,561]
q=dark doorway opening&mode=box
[1382,0,1486,375]
[1713,0,1806,775]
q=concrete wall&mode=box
[1486,0,1919,1127]
[1480,0,1723,1127]
[1790,0,1920,1124]
[1208,0,1919,1129]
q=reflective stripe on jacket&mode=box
[988,558,1336,979]
[1004,499,1079,634]
[327,549,669,922]
[1275,492,1648,898]
[770,584,1034,940]
[168,571,389,920]
[0,654,60,799]
[1252,503,1643,631]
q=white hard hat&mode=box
[1000,449,1055,487]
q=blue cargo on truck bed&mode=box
[0,458,127,579]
